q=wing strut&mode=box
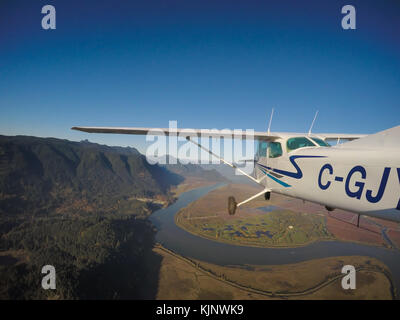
[185,136,260,185]
[228,188,271,215]
[185,137,271,215]
[237,188,271,207]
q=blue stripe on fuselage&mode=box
[257,155,326,180]
[259,168,291,187]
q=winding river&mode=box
[149,184,400,293]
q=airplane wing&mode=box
[316,133,367,141]
[71,125,368,201]
[336,125,400,149]
[71,126,280,141]
[71,126,367,141]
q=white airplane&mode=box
[72,124,400,224]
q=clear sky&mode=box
[0,0,399,153]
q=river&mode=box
[149,183,400,293]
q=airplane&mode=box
[72,124,400,224]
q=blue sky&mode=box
[0,0,399,153]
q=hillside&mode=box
[163,157,229,183]
[0,135,189,216]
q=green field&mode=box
[177,208,335,247]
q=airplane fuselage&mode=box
[256,146,400,222]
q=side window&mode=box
[269,142,282,158]
[258,141,268,157]
[286,137,315,153]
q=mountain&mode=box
[162,156,229,183]
[0,135,229,217]
[0,135,186,216]
[201,163,258,186]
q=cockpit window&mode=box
[286,137,316,152]
[310,137,330,147]
[269,142,282,158]
[258,141,268,157]
[257,141,282,158]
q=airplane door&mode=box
[266,141,284,171]
[256,140,268,180]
